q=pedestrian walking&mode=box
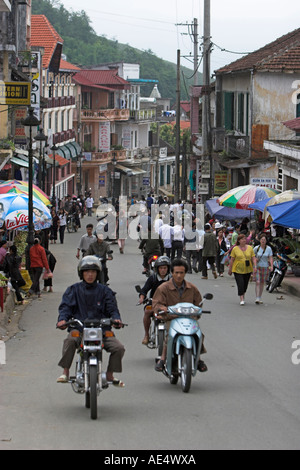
[86,194,94,217]
[201,224,218,279]
[50,207,59,244]
[3,244,26,304]
[28,237,50,298]
[254,234,273,304]
[58,208,67,244]
[43,249,56,293]
[228,234,257,306]
[117,210,128,254]
[184,222,200,273]
[159,222,173,258]
[216,227,227,277]
[171,221,184,260]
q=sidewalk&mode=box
[282,272,300,298]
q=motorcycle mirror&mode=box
[135,285,142,293]
[203,293,213,300]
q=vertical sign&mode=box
[99,122,110,152]
[30,52,41,120]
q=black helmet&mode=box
[78,256,102,281]
[154,256,171,274]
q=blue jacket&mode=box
[58,281,121,332]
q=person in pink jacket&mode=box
[28,237,50,298]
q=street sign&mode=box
[0,81,31,105]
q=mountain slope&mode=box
[32,0,202,103]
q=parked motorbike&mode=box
[67,214,78,233]
[57,317,127,420]
[267,252,289,293]
[135,285,165,357]
[158,293,213,393]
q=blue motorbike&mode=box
[161,294,213,393]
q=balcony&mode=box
[46,96,76,108]
[80,108,130,122]
[91,150,128,163]
[130,109,156,122]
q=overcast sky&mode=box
[60,0,299,74]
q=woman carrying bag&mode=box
[228,234,257,306]
[254,234,273,304]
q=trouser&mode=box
[11,279,24,302]
[234,272,251,296]
[202,256,216,277]
[59,225,66,243]
[216,253,225,274]
[29,267,43,294]
[186,250,198,272]
[171,241,183,260]
[58,331,125,373]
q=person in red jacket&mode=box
[28,237,50,298]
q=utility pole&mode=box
[202,0,213,199]
[175,49,181,201]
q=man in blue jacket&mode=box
[56,256,125,387]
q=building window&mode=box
[223,92,234,131]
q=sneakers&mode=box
[240,300,245,306]
[255,298,263,304]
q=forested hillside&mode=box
[32,0,202,104]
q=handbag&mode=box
[42,269,53,280]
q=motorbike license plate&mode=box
[89,357,98,365]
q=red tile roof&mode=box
[72,73,114,92]
[74,69,131,89]
[31,15,63,70]
[283,117,300,131]
[216,28,300,74]
[60,59,81,72]
[48,153,69,167]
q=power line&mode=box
[212,41,253,56]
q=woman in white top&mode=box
[254,234,273,304]
[58,209,67,244]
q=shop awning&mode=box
[116,164,146,176]
[10,156,29,168]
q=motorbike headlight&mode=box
[83,328,102,342]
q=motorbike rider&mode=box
[85,229,113,284]
[138,256,172,345]
[56,256,125,387]
[152,258,207,373]
[139,225,164,275]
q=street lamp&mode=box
[51,143,59,207]
[34,128,47,189]
[21,107,41,249]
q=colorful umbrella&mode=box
[205,199,253,220]
[262,190,300,221]
[0,180,51,206]
[0,193,52,231]
[217,185,279,210]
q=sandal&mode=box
[112,379,125,388]
[57,374,69,383]
[155,359,165,372]
[142,336,149,345]
[198,360,208,373]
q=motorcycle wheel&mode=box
[268,273,280,293]
[67,221,72,233]
[180,348,192,393]
[89,364,98,420]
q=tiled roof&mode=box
[283,117,300,131]
[31,15,63,70]
[75,69,131,89]
[216,28,300,74]
[72,73,114,91]
[60,59,81,72]
[48,153,69,167]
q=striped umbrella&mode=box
[0,180,51,206]
[262,190,300,221]
[217,185,279,210]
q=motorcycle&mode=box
[267,252,289,293]
[67,214,78,233]
[57,317,127,420]
[158,293,213,393]
[135,285,165,357]
[144,254,159,277]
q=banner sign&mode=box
[0,82,31,105]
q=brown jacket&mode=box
[152,278,202,315]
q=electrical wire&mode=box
[212,41,253,56]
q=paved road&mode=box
[1,218,300,450]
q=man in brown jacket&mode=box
[152,258,207,373]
